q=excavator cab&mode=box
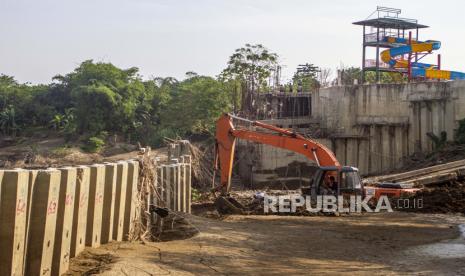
[303,166,364,198]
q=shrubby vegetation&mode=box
[0,59,236,148]
[0,44,412,149]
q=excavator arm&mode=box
[215,113,340,195]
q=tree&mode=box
[221,44,278,115]
[53,60,146,137]
[319,68,332,88]
[340,67,362,85]
[293,63,320,92]
[0,105,17,136]
[337,66,407,85]
[160,75,232,138]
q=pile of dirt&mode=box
[65,251,114,275]
[396,144,465,173]
[0,135,142,169]
[405,181,465,214]
[193,190,338,217]
[191,190,291,218]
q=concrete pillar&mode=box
[394,127,404,169]
[424,101,433,151]
[410,101,421,154]
[101,163,117,244]
[180,162,187,212]
[444,99,455,141]
[357,139,368,175]
[113,162,128,241]
[381,126,391,171]
[420,102,429,151]
[184,156,192,214]
[368,126,380,174]
[170,163,180,211]
[52,167,77,276]
[0,170,29,276]
[123,160,139,241]
[402,125,410,159]
[155,165,164,207]
[431,101,440,136]
[437,100,445,134]
[163,165,171,209]
[70,166,90,258]
[345,139,357,168]
[334,139,346,167]
[168,143,181,160]
[86,165,105,247]
[24,170,38,274]
[26,169,61,276]
[180,140,191,156]
[171,164,179,211]
[176,163,182,212]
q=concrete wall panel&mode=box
[183,155,192,214]
[113,162,128,241]
[52,167,76,276]
[86,165,105,247]
[71,166,90,257]
[101,163,117,244]
[0,170,29,276]
[0,153,193,274]
[123,161,139,241]
[163,165,171,209]
[26,169,61,276]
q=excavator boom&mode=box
[214,114,417,214]
[215,113,340,195]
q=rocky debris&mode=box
[64,251,114,275]
[404,181,465,214]
[193,189,341,217]
[391,144,465,174]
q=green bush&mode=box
[82,136,105,153]
[191,188,201,202]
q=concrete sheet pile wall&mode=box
[156,155,192,213]
[0,151,193,276]
[0,160,138,276]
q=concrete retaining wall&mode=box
[238,81,465,186]
[155,155,192,212]
[0,150,192,275]
[313,81,465,175]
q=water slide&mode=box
[380,36,465,80]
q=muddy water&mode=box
[414,224,465,259]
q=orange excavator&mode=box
[213,113,417,213]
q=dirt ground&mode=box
[0,136,169,168]
[67,212,465,275]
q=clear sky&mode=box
[1,0,465,84]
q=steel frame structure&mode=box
[353,6,428,82]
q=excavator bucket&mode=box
[215,196,245,215]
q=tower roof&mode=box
[353,17,428,29]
